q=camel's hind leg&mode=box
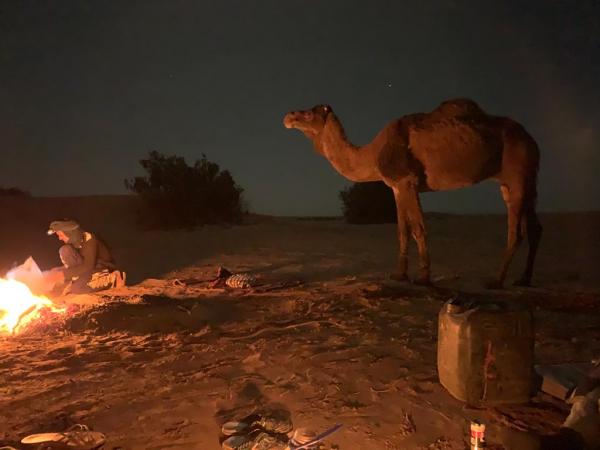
[514,202,543,286]
[488,183,525,289]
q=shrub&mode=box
[339,181,397,224]
[0,186,31,197]
[125,151,245,229]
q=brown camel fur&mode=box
[283,98,542,288]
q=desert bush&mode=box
[125,151,245,229]
[339,181,396,224]
[0,186,31,197]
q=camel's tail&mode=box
[525,141,540,211]
[525,164,539,211]
[520,139,541,242]
[504,119,540,212]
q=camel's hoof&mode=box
[513,278,531,287]
[389,273,409,282]
[484,280,504,290]
[413,277,432,287]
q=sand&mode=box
[1,196,599,449]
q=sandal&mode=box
[286,424,343,450]
[221,413,293,436]
[221,423,342,450]
[222,429,287,450]
[21,424,105,450]
[225,274,258,289]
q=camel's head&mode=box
[283,104,332,138]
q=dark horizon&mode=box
[5,192,600,218]
[1,1,599,216]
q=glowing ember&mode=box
[0,278,66,335]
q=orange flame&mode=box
[0,278,66,335]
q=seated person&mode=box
[44,219,125,294]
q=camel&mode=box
[283,99,542,288]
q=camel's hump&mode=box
[433,98,485,117]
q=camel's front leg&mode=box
[394,185,430,284]
[391,193,409,281]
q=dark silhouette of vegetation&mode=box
[0,186,31,197]
[339,182,396,224]
[125,151,245,229]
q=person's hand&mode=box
[562,387,600,448]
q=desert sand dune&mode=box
[0,196,599,449]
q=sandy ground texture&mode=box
[1,196,599,449]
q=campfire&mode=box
[0,278,66,335]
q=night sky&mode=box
[1,1,598,216]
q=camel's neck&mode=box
[312,115,381,182]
